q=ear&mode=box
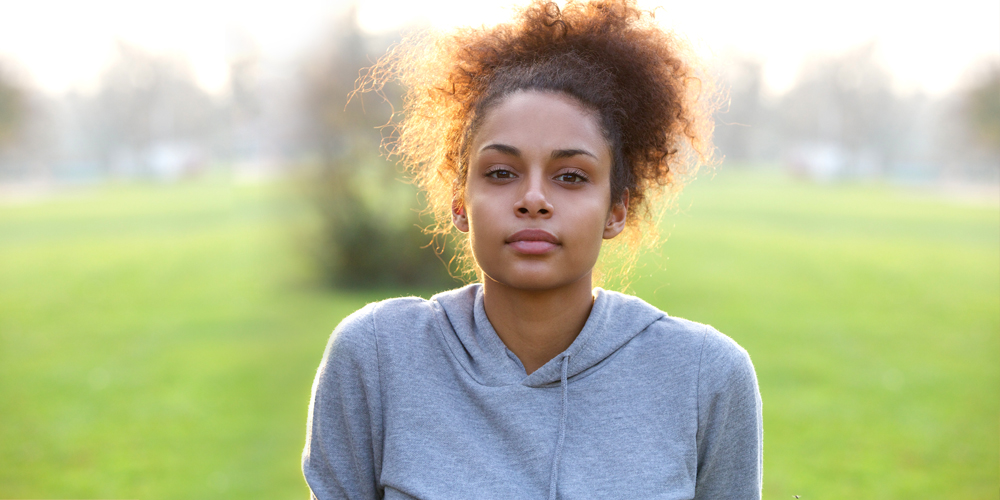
[452,200,469,233]
[602,191,628,240]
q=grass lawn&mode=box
[0,169,997,498]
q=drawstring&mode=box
[547,354,570,500]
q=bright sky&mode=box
[1,0,997,95]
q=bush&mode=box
[309,151,459,289]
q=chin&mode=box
[483,266,591,292]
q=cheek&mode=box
[568,189,612,222]
[564,198,613,243]
[464,198,493,232]
[464,199,502,251]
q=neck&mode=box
[481,274,595,375]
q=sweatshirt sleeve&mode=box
[303,303,384,500]
[694,326,763,500]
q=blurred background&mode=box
[0,0,997,498]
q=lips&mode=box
[506,229,559,255]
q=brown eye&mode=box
[487,168,515,179]
[556,172,586,183]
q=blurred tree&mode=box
[714,54,771,162]
[90,41,221,177]
[0,61,26,151]
[0,61,51,181]
[224,25,263,162]
[779,42,904,177]
[226,26,261,123]
[963,59,1000,154]
[300,10,457,289]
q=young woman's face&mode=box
[455,90,627,292]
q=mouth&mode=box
[506,229,559,255]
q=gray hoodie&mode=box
[303,284,762,499]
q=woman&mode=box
[303,1,762,498]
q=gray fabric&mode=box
[303,284,762,499]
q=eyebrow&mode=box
[479,143,598,160]
[550,148,597,160]
[480,143,520,157]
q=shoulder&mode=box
[606,290,740,357]
[598,290,753,375]
[327,286,480,354]
[697,323,754,380]
[331,294,436,338]
[669,321,758,405]
[634,304,755,385]
[324,296,433,358]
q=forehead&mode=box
[470,91,611,161]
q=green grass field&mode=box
[1,169,997,498]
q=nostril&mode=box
[538,209,549,214]
[518,207,529,214]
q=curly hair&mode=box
[357,0,718,280]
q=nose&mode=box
[514,172,553,217]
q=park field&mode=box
[0,169,997,498]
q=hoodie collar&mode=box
[433,284,665,387]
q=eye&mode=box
[555,171,588,183]
[486,167,517,179]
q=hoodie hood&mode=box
[432,283,665,388]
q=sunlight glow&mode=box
[0,0,997,95]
